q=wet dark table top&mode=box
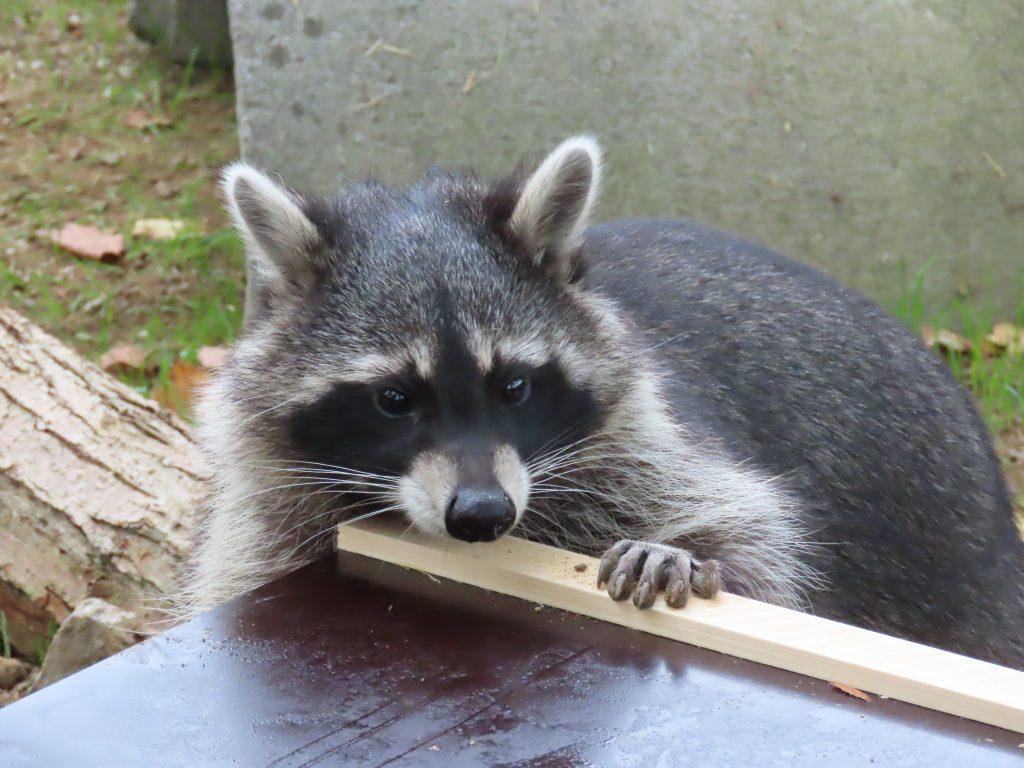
[1,552,1021,767]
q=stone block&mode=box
[34,599,140,689]
[228,0,1024,314]
[130,0,232,68]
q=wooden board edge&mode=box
[336,518,1024,734]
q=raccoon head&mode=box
[208,136,634,545]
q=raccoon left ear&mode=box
[505,135,602,281]
[220,162,325,327]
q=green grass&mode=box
[27,620,59,667]
[944,308,1022,432]
[889,263,1024,432]
[1,0,242,402]
[1,610,11,659]
[167,47,201,115]
[125,230,246,380]
[0,230,245,397]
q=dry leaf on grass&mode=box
[197,346,228,371]
[170,360,210,391]
[937,329,971,354]
[987,322,1022,356]
[153,180,177,199]
[988,322,1018,347]
[99,345,148,373]
[978,340,1000,360]
[154,361,210,416]
[123,109,171,130]
[923,327,972,356]
[131,218,186,241]
[50,223,124,263]
[830,681,871,702]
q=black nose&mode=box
[445,488,516,542]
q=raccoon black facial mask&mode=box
[186,135,1024,671]
[283,327,601,545]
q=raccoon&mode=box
[184,136,1024,668]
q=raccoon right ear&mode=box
[220,162,325,326]
[504,135,602,281]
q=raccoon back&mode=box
[583,218,1024,666]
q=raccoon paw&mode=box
[596,540,721,609]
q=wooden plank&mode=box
[337,518,1024,734]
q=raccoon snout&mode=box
[445,487,516,543]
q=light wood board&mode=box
[337,518,1024,733]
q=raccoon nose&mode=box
[445,488,516,543]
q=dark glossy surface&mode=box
[1,553,1021,767]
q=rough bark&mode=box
[0,308,206,653]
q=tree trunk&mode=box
[0,308,206,654]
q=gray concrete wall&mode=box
[229,0,1024,315]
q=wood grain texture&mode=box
[338,517,1024,733]
[0,308,207,651]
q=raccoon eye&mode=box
[502,376,531,406]
[374,387,413,418]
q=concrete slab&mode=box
[228,0,1024,313]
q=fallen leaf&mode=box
[131,218,186,241]
[170,360,209,394]
[462,70,477,95]
[154,361,210,416]
[153,180,177,199]
[830,681,871,702]
[50,223,124,263]
[97,150,122,167]
[920,325,936,348]
[988,322,1017,348]
[123,109,171,130]
[99,345,148,373]
[979,339,1000,360]
[934,329,971,355]
[987,322,1021,356]
[197,345,228,371]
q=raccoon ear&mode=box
[507,135,601,280]
[220,162,324,326]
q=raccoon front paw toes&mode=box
[596,540,721,609]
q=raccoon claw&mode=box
[597,540,720,609]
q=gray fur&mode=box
[583,219,1023,666]
[184,138,1023,669]
[221,162,324,327]
[509,135,601,279]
